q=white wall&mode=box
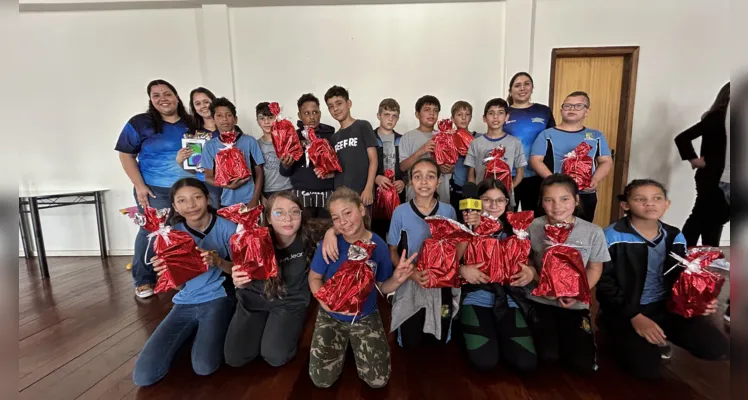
[531,0,731,244]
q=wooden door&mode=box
[549,47,638,227]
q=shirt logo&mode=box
[334,137,358,152]
[531,117,545,124]
[505,119,516,124]
[585,131,595,140]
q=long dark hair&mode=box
[476,177,512,235]
[146,79,193,134]
[167,177,217,226]
[409,158,441,200]
[507,72,534,106]
[539,174,584,219]
[702,82,730,120]
[189,87,217,132]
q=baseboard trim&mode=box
[19,249,134,257]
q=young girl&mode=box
[459,178,537,372]
[525,174,610,374]
[308,187,415,389]
[223,192,317,368]
[132,178,235,386]
[596,179,729,379]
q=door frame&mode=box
[548,46,640,225]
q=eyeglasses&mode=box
[561,103,588,111]
[480,197,508,206]
[271,209,302,220]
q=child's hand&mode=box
[702,299,718,316]
[225,177,250,190]
[631,313,667,345]
[198,247,219,267]
[557,297,577,308]
[176,148,193,164]
[462,211,482,227]
[410,270,430,287]
[151,256,167,276]
[375,175,393,188]
[314,168,334,180]
[231,265,252,288]
[418,139,436,156]
[280,154,295,168]
[460,263,488,285]
[439,164,455,174]
[509,262,536,287]
[393,250,418,284]
[361,188,374,206]
[322,228,339,264]
[394,180,405,193]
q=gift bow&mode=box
[665,252,710,275]
[135,207,172,265]
[437,118,456,134]
[384,168,395,181]
[302,126,314,168]
[483,145,507,164]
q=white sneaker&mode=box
[136,284,155,299]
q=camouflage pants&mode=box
[309,310,391,388]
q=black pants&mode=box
[682,183,730,246]
[399,288,452,348]
[578,192,598,223]
[602,301,729,379]
[223,300,307,367]
[460,304,537,372]
[513,175,542,214]
[530,303,597,374]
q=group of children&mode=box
[117,75,729,389]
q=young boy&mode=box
[529,91,613,222]
[465,98,526,207]
[201,97,264,207]
[279,93,336,218]
[324,85,379,206]
[399,95,452,202]
[372,98,406,238]
[450,101,481,221]
[255,102,292,199]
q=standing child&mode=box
[450,101,481,222]
[255,102,292,199]
[200,97,265,208]
[372,98,406,238]
[324,86,379,206]
[525,174,610,374]
[308,187,416,388]
[465,98,527,208]
[132,178,236,386]
[596,179,729,379]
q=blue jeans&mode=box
[133,297,233,386]
[131,185,173,287]
[206,182,223,208]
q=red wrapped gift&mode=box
[666,249,726,318]
[501,210,534,283]
[269,102,304,161]
[302,125,342,176]
[373,169,400,220]
[431,119,459,166]
[483,146,513,192]
[217,204,279,281]
[561,142,593,191]
[417,216,475,288]
[214,131,251,187]
[531,223,591,304]
[453,128,474,157]
[132,207,206,293]
[463,214,504,283]
[314,240,378,316]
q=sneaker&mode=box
[724,305,730,324]
[136,284,155,299]
[659,344,672,360]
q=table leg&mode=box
[28,197,49,278]
[19,200,33,259]
[94,191,108,258]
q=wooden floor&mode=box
[19,256,731,400]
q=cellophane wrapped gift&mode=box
[373,169,400,220]
[453,128,474,157]
[269,102,304,161]
[531,223,591,304]
[501,210,534,284]
[463,214,504,283]
[131,207,206,294]
[667,247,726,318]
[417,216,475,288]
[217,204,279,281]
[561,142,593,191]
[483,146,513,192]
[214,131,251,187]
[314,240,377,316]
[302,125,342,176]
[431,119,459,166]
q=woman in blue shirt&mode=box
[132,177,235,386]
[504,72,556,214]
[115,79,194,299]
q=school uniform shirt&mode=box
[464,133,527,207]
[114,113,192,188]
[630,223,669,305]
[530,127,611,193]
[331,119,379,194]
[200,132,265,206]
[310,233,393,323]
[399,129,452,203]
[258,137,292,193]
[452,131,482,189]
[504,104,556,177]
[525,216,611,310]
[171,214,236,305]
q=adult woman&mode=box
[674,82,730,247]
[503,72,556,214]
[115,79,193,299]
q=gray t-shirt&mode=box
[258,138,292,193]
[399,129,451,202]
[380,133,397,172]
[464,133,526,207]
[526,216,611,310]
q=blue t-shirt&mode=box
[632,224,669,305]
[387,200,457,260]
[201,132,265,206]
[114,113,192,188]
[452,131,481,188]
[504,104,556,177]
[311,233,393,322]
[530,127,611,191]
[171,215,237,305]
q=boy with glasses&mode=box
[529,91,613,222]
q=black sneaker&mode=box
[724,304,730,324]
[660,344,672,360]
